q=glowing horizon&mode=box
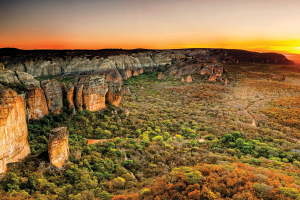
[1,0,300,62]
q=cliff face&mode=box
[48,127,69,169]
[41,80,63,114]
[104,70,123,106]
[0,85,30,173]
[75,75,108,111]
[2,50,172,78]
[61,83,75,109]
[25,87,49,120]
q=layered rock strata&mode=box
[0,85,30,173]
[48,127,69,169]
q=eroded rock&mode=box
[0,86,30,173]
[41,80,63,114]
[186,75,192,83]
[105,70,123,107]
[61,82,75,109]
[75,75,108,111]
[48,127,69,170]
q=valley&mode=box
[1,49,300,199]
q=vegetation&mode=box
[2,64,300,199]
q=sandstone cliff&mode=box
[0,85,30,173]
[41,80,63,114]
[48,127,69,169]
[75,75,108,111]
[104,70,123,107]
[61,82,75,109]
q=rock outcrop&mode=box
[25,86,49,120]
[41,80,63,114]
[158,72,166,80]
[75,75,108,111]
[122,70,132,80]
[186,75,192,83]
[272,74,286,82]
[61,83,75,109]
[0,85,30,173]
[48,127,69,169]
[104,70,123,107]
[75,84,84,111]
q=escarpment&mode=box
[0,85,30,173]
[0,48,294,174]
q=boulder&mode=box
[48,127,69,169]
[0,86,30,173]
[41,80,63,114]
[181,77,185,82]
[75,75,108,111]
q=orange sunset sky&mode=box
[1,0,300,63]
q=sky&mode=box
[1,0,300,62]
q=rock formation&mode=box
[0,85,30,173]
[186,75,192,83]
[272,74,286,82]
[104,70,123,107]
[25,86,49,120]
[181,77,185,82]
[75,75,108,111]
[122,69,132,80]
[158,72,166,80]
[41,80,63,114]
[48,127,69,169]
[75,84,84,111]
[133,70,139,76]
[61,82,75,109]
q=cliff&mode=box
[0,85,30,173]
[75,75,108,111]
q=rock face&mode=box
[61,83,75,109]
[75,75,108,111]
[122,69,132,80]
[41,80,63,114]
[0,86,30,173]
[48,127,69,169]
[104,70,123,107]
[25,87,49,120]
[75,84,84,111]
